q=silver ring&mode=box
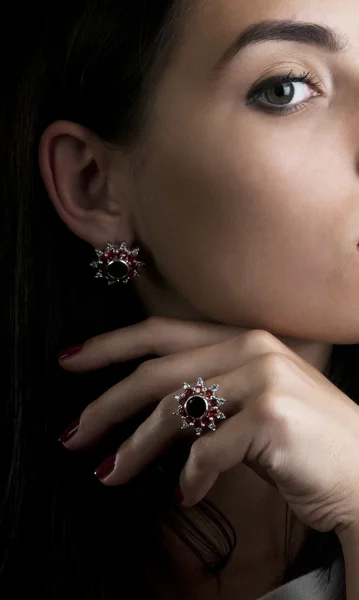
[173,377,227,437]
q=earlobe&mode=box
[38,120,131,248]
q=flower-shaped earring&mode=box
[90,242,146,285]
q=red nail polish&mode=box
[57,344,83,361]
[172,485,184,505]
[58,419,80,444]
[94,454,117,481]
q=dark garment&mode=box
[258,558,346,600]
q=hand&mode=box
[58,316,359,538]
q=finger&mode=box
[57,316,245,372]
[93,396,191,486]
[91,370,259,486]
[178,407,277,507]
[59,344,277,451]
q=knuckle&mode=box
[260,352,291,388]
[134,358,159,381]
[142,316,175,354]
[247,329,280,352]
[253,391,290,432]
[255,391,279,418]
[144,315,172,332]
[144,316,161,330]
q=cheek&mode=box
[135,117,355,339]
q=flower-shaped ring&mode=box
[173,377,227,437]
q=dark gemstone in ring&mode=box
[107,260,129,280]
[186,395,207,419]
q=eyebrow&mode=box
[212,19,349,78]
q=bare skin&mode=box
[38,0,359,596]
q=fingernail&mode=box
[94,454,117,481]
[58,419,80,444]
[57,344,83,361]
[172,484,184,505]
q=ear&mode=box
[38,120,135,250]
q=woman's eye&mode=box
[260,81,311,106]
[247,78,320,115]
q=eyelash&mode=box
[245,69,323,115]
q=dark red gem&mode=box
[208,409,219,419]
[186,395,207,419]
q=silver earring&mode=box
[90,242,146,285]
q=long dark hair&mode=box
[1,2,355,598]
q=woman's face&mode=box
[126,0,359,343]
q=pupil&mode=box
[267,83,294,105]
